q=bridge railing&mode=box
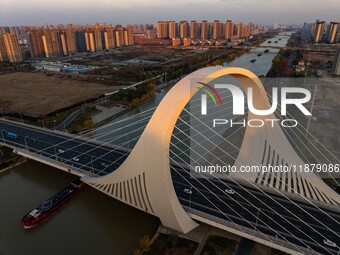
[233,178,340,212]
[12,146,96,177]
[183,206,319,255]
[0,118,131,153]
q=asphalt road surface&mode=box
[0,119,339,255]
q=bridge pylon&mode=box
[83,67,339,233]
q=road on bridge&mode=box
[0,119,339,255]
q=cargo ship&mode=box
[22,179,85,229]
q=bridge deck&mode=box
[0,119,339,255]
[0,119,128,176]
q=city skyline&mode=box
[1,0,339,26]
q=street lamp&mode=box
[255,208,260,232]
[91,156,94,176]
[54,147,57,161]
[24,136,28,151]
[189,186,193,208]
[0,130,7,145]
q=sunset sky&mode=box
[0,0,339,26]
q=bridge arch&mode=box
[83,66,339,233]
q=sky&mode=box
[0,0,339,26]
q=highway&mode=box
[0,119,129,176]
[171,167,340,255]
[0,119,339,255]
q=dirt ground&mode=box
[0,72,117,116]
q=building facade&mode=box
[0,33,23,62]
[332,47,340,75]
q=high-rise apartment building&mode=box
[42,29,63,58]
[168,21,177,38]
[127,25,134,45]
[235,22,244,38]
[94,25,103,51]
[157,21,169,39]
[85,28,96,52]
[327,22,339,43]
[0,33,23,62]
[224,20,233,40]
[74,30,87,53]
[65,25,76,55]
[247,22,252,37]
[213,20,222,40]
[104,26,115,50]
[27,29,45,58]
[59,30,68,56]
[146,26,154,39]
[190,21,199,39]
[115,27,124,47]
[0,36,7,61]
[179,21,188,38]
[314,21,325,43]
[201,20,208,39]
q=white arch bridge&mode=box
[0,67,339,255]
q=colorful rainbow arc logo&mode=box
[197,82,223,106]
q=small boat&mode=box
[264,49,269,53]
[274,41,278,43]
[257,53,262,57]
[268,40,272,43]
[250,59,256,63]
[22,179,85,229]
[279,38,281,40]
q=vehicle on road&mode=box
[323,239,337,247]
[183,188,193,195]
[225,188,235,195]
[5,132,18,140]
[72,157,80,162]
[58,149,65,154]
[101,162,109,168]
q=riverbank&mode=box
[0,156,28,174]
